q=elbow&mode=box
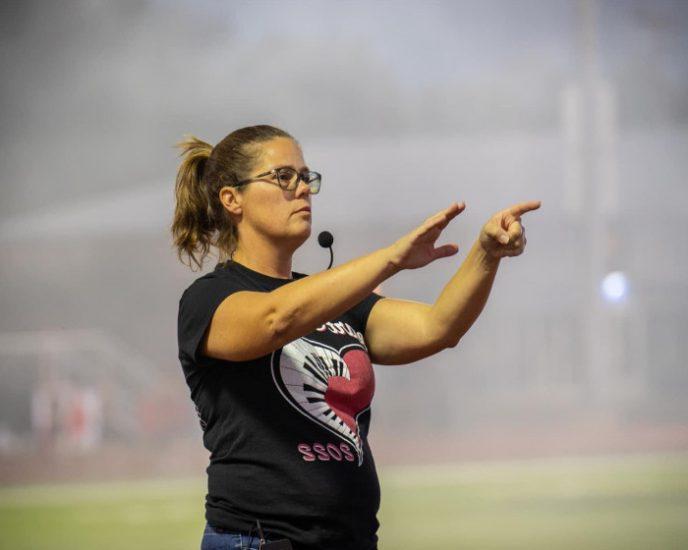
[267,300,297,342]
[427,315,461,350]
[443,332,462,349]
[446,337,460,349]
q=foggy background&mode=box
[0,0,687,545]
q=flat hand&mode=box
[478,200,541,259]
[388,201,465,270]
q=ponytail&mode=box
[170,134,215,271]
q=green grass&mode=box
[1,453,687,549]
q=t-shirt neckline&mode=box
[222,259,300,284]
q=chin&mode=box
[298,225,312,240]
[285,223,311,240]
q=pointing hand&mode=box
[478,200,542,259]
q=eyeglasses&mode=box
[235,166,322,194]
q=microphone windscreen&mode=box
[318,230,333,248]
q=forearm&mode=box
[270,246,399,342]
[429,239,501,345]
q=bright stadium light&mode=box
[600,271,629,304]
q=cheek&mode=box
[246,196,290,231]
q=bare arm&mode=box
[365,199,542,363]
[429,239,501,346]
[432,199,541,345]
[202,203,464,363]
[364,241,499,365]
[203,246,399,362]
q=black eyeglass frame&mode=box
[234,166,322,193]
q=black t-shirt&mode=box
[177,259,386,550]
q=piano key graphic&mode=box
[273,338,365,463]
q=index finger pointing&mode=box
[509,200,542,217]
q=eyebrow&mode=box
[274,164,310,172]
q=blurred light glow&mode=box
[600,271,629,303]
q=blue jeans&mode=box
[200,521,284,550]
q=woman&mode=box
[171,124,540,550]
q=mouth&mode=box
[295,207,311,214]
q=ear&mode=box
[219,186,243,217]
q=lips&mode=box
[295,207,311,214]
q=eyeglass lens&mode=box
[276,168,321,193]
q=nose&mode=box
[295,178,312,198]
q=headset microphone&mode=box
[318,230,334,269]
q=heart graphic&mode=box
[271,337,375,465]
[324,349,374,434]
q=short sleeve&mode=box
[348,291,386,334]
[177,276,246,365]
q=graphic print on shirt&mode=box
[271,336,375,466]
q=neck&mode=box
[232,239,295,280]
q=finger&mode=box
[444,201,466,224]
[425,204,451,224]
[509,235,526,253]
[432,243,459,260]
[415,222,444,245]
[430,201,465,225]
[508,200,541,218]
[506,220,523,242]
[484,222,510,245]
[512,226,526,248]
[511,226,527,246]
[444,201,465,213]
[425,202,465,232]
[451,201,466,215]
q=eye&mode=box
[276,169,293,181]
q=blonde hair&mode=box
[170,125,295,271]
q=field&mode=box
[1,452,687,549]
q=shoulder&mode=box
[179,265,244,304]
[180,270,219,296]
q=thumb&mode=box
[433,243,459,260]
